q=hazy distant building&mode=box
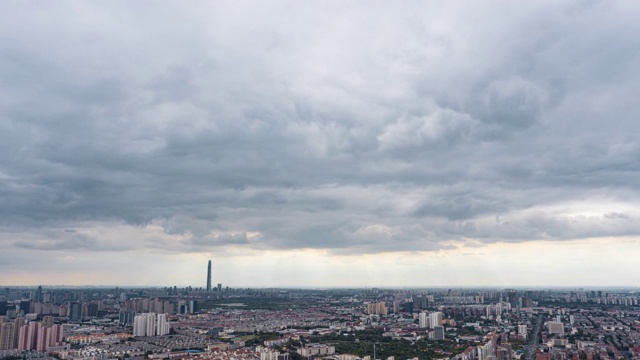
[119,310,136,325]
[367,302,388,315]
[392,300,402,314]
[18,301,30,316]
[69,303,82,322]
[414,296,428,310]
[548,321,564,335]
[0,301,7,316]
[507,292,518,308]
[35,286,43,302]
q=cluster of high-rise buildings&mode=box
[133,312,170,337]
[0,316,64,351]
[418,310,443,329]
[366,302,388,315]
[121,297,174,314]
[417,311,445,340]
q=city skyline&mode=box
[1,1,640,287]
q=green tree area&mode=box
[308,330,466,359]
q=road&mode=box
[525,314,544,360]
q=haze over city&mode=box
[1,1,640,287]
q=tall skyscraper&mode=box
[206,260,212,292]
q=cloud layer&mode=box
[1,1,640,285]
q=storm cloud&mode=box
[1,1,639,285]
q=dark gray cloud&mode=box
[1,0,640,262]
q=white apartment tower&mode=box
[429,311,443,329]
[419,312,429,328]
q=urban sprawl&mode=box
[1,264,639,360]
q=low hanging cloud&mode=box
[1,0,640,266]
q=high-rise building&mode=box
[367,302,388,315]
[0,302,7,317]
[419,312,429,328]
[16,325,29,351]
[507,292,518,308]
[133,313,154,337]
[518,324,528,339]
[156,314,170,336]
[392,300,402,314]
[48,324,64,347]
[18,301,30,316]
[36,326,49,352]
[429,311,443,329]
[207,260,212,292]
[433,326,445,340]
[13,318,25,348]
[87,303,98,317]
[35,286,43,302]
[69,303,82,322]
[133,313,170,337]
[119,311,136,325]
[0,322,14,350]
[28,322,41,350]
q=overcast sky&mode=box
[1,1,639,288]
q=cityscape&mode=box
[1,2,640,360]
[1,262,640,360]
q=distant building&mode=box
[119,310,136,325]
[297,344,335,357]
[429,312,443,329]
[496,346,512,360]
[0,322,14,350]
[69,303,82,322]
[518,324,528,339]
[367,302,388,315]
[419,312,429,328]
[548,321,564,335]
[433,326,445,340]
[133,313,170,337]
